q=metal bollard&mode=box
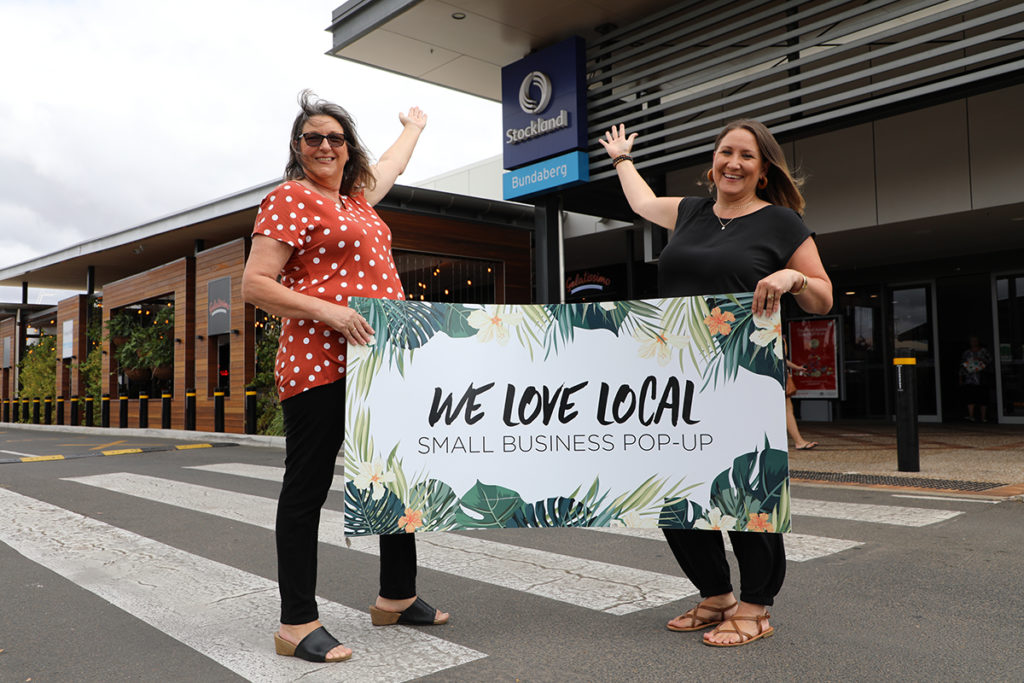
[119,396,128,428]
[244,388,257,434]
[22,397,30,423]
[70,395,79,426]
[85,396,94,427]
[161,392,172,429]
[2,398,8,422]
[32,398,40,424]
[214,390,225,433]
[101,395,110,428]
[138,393,149,429]
[184,389,196,431]
[57,396,65,425]
[894,354,919,472]
[44,397,52,425]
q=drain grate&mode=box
[789,470,1006,492]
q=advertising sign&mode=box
[788,318,839,399]
[62,320,74,359]
[208,277,231,336]
[501,36,586,171]
[344,294,792,537]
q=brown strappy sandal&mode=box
[702,612,774,647]
[666,599,738,632]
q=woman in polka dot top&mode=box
[242,90,448,664]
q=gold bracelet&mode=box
[792,273,809,295]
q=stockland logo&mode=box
[518,71,551,114]
[507,69,569,145]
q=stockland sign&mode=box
[343,294,793,537]
[501,36,588,199]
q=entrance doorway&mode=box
[936,274,994,423]
[888,283,939,421]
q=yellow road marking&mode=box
[20,455,64,462]
[175,444,213,450]
[102,448,144,456]
[90,440,127,451]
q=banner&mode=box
[788,318,839,399]
[344,294,791,536]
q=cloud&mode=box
[0,0,502,274]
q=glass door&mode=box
[995,274,1024,422]
[889,284,940,420]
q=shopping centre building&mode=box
[1,0,1022,430]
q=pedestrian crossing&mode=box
[2,459,969,682]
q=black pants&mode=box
[278,379,417,624]
[663,528,786,606]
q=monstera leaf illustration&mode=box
[658,497,705,529]
[505,496,594,528]
[455,480,525,528]
[408,478,460,531]
[345,481,404,535]
[711,437,788,512]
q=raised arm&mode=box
[241,235,374,346]
[363,107,427,206]
[598,124,683,230]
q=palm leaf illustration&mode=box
[345,481,404,535]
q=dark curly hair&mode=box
[284,89,375,196]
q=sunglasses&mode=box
[298,132,347,148]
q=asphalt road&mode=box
[1,426,1021,682]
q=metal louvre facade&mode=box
[586,0,1024,181]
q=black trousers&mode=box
[663,528,786,606]
[278,379,417,624]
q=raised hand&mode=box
[598,123,637,159]
[399,106,428,130]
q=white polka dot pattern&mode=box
[254,182,405,401]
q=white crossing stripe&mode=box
[589,526,862,562]
[791,499,962,526]
[68,472,698,615]
[0,487,483,682]
[191,463,872,560]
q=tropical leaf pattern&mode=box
[343,295,791,535]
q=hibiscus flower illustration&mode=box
[467,306,524,345]
[398,508,424,533]
[353,459,396,500]
[704,307,736,336]
[633,328,689,366]
[693,507,739,531]
[748,314,783,359]
[746,512,775,532]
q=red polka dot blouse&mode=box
[252,182,405,402]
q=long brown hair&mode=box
[284,89,375,197]
[708,119,805,215]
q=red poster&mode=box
[788,318,839,399]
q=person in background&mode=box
[599,119,832,647]
[785,336,817,450]
[959,335,993,422]
[242,90,447,664]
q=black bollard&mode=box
[70,396,79,426]
[2,398,8,422]
[139,392,149,429]
[184,389,196,431]
[101,395,110,428]
[85,396,94,427]
[161,392,172,429]
[44,397,52,425]
[32,398,40,424]
[214,390,225,433]
[244,388,257,434]
[22,397,30,423]
[894,355,919,472]
[57,396,65,425]
[119,396,128,428]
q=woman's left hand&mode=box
[399,106,428,130]
[752,269,804,316]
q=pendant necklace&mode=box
[714,199,756,230]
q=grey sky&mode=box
[0,0,501,303]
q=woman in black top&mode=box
[599,120,832,647]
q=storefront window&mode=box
[394,253,498,304]
[995,275,1024,419]
[835,289,886,418]
[890,285,938,417]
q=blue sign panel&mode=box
[503,151,589,200]
[501,36,586,170]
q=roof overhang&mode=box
[326,0,669,100]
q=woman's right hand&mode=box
[599,124,637,159]
[323,303,375,346]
